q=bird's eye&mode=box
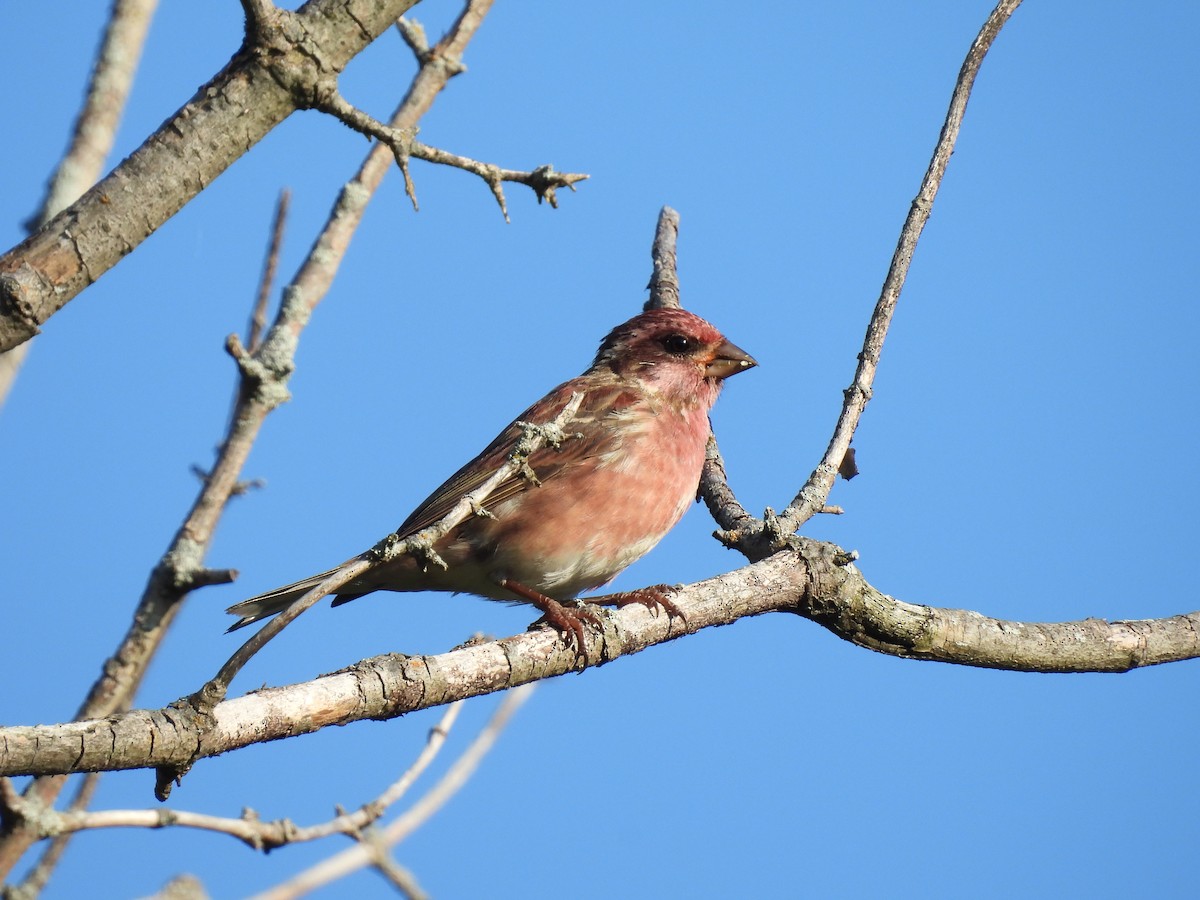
[661,333,693,354]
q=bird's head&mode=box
[590,307,756,402]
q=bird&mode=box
[225,307,756,656]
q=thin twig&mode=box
[362,843,427,900]
[7,772,101,899]
[396,18,429,61]
[314,88,587,221]
[774,0,1023,538]
[381,686,534,844]
[286,0,497,311]
[200,558,377,707]
[697,0,1025,562]
[249,189,290,353]
[253,685,535,900]
[644,205,681,311]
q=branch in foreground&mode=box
[3,540,1196,785]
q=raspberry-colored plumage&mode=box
[227,308,755,639]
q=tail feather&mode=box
[225,567,343,632]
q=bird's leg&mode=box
[593,584,687,623]
[497,578,601,665]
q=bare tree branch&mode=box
[314,87,587,221]
[254,685,534,900]
[4,772,101,900]
[0,0,506,877]
[0,703,463,856]
[644,205,681,312]
[33,0,160,227]
[0,0,587,352]
[2,542,1195,786]
[248,189,290,355]
[0,0,159,410]
[396,17,430,61]
[777,0,1024,537]
[706,0,1024,563]
[0,0,424,353]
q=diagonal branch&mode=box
[0,0,424,353]
[0,0,159,410]
[706,0,1023,562]
[253,685,533,900]
[776,0,1024,538]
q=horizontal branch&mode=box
[3,539,1195,782]
[313,88,587,220]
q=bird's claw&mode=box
[530,600,602,666]
[604,584,687,624]
[498,577,601,667]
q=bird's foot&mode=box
[599,584,687,624]
[498,578,600,666]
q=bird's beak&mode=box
[705,340,757,379]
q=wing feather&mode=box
[393,378,636,539]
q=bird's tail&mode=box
[225,567,344,632]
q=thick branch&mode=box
[3,542,1195,782]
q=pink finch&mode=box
[226,307,756,654]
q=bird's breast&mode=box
[464,400,709,598]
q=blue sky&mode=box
[2,2,1197,897]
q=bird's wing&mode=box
[393,378,640,539]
